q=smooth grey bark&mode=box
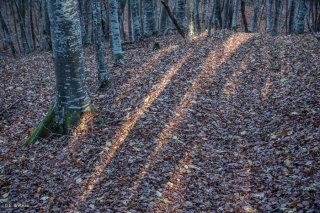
[160,0,169,34]
[294,0,307,34]
[176,0,186,30]
[101,1,109,40]
[128,0,133,40]
[47,0,91,133]
[249,0,260,32]
[265,0,272,32]
[231,0,240,29]
[108,0,123,59]
[288,0,296,34]
[222,0,230,29]
[186,0,194,36]
[240,0,248,32]
[208,0,216,36]
[131,0,142,40]
[92,0,108,85]
[143,0,155,37]
[118,0,127,41]
[193,0,201,34]
[39,0,51,50]
[214,0,222,30]
[272,0,282,35]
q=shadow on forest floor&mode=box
[0,31,319,212]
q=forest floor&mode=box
[0,30,319,212]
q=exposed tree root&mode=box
[23,108,54,145]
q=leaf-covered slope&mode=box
[0,31,319,212]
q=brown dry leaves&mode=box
[0,31,319,212]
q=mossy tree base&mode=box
[23,108,55,145]
[23,108,91,145]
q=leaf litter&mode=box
[0,30,319,212]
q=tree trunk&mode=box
[84,0,93,45]
[272,0,282,35]
[266,0,272,32]
[143,0,155,37]
[25,0,92,144]
[231,0,240,29]
[186,0,194,36]
[222,0,230,29]
[176,0,186,30]
[109,0,124,59]
[240,0,248,32]
[294,0,307,34]
[92,0,108,86]
[160,0,186,39]
[14,0,31,54]
[131,0,142,40]
[194,0,201,34]
[160,0,169,34]
[208,0,216,36]
[128,0,133,40]
[0,9,16,57]
[249,0,260,32]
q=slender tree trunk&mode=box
[92,0,108,86]
[160,0,169,34]
[231,0,240,29]
[294,0,307,34]
[222,0,230,29]
[143,0,155,37]
[108,0,123,59]
[160,0,186,39]
[29,0,36,50]
[186,0,194,36]
[250,0,260,32]
[240,0,248,32]
[131,0,142,40]
[208,0,216,36]
[101,1,109,40]
[272,0,281,35]
[128,0,133,40]
[194,0,201,34]
[265,0,272,32]
[176,0,186,30]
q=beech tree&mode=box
[92,0,108,86]
[294,0,308,34]
[25,0,91,144]
[249,0,260,32]
[143,0,155,37]
[176,0,186,30]
[108,0,123,59]
[1,0,319,57]
[159,0,169,34]
[131,0,142,40]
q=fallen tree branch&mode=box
[0,96,25,117]
[161,1,186,39]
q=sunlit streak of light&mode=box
[129,34,253,204]
[75,51,192,204]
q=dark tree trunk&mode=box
[240,0,248,32]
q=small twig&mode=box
[0,95,25,116]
